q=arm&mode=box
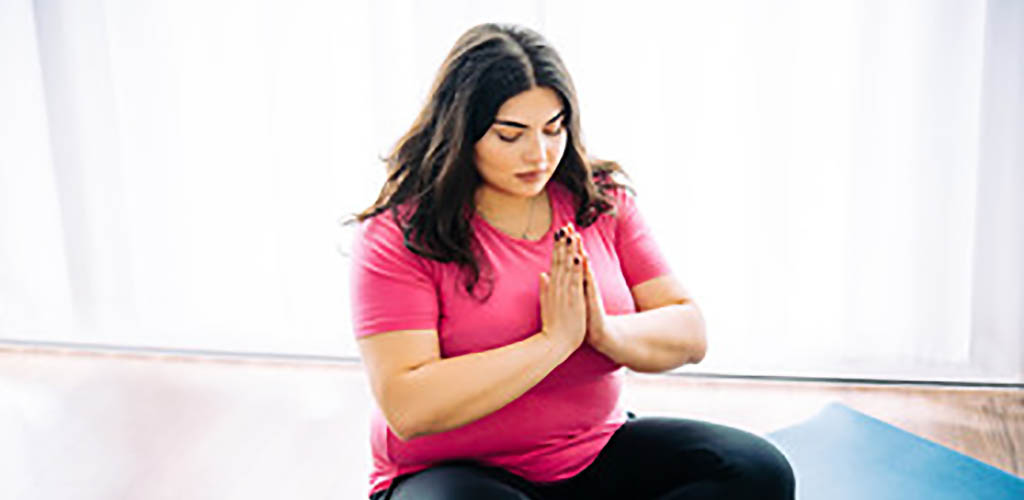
[354,213,587,442]
[593,300,706,373]
[590,185,706,373]
[579,253,707,373]
[405,332,573,439]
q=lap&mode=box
[379,460,545,500]
[555,415,795,499]
[371,414,794,500]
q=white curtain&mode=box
[1,0,1020,383]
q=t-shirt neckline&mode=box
[473,184,560,244]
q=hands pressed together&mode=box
[539,222,612,352]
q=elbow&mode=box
[389,417,413,441]
[387,401,441,441]
[673,300,707,366]
[393,427,416,442]
[688,325,708,365]
[377,375,428,442]
[690,339,707,364]
[386,411,424,442]
[691,304,707,364]
[380,369,441,442]
[380,390,430,441]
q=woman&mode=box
[346,23,795,500]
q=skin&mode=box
[472,86,704,362]
[473,86,566,228]
[355,88,705,445]
[472,86,603,346]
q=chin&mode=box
[525,182,548,197]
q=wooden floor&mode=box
[1,345,1021,500]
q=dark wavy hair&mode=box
[342,23,634,301]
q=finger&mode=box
[552,228,563,269]
[566,234,578,279]
[582,257,595,299]
[571,232,585,269]
[571,244,583,287]
[581,253,589,282]
[560,221,579,249]
[581,253,590,278]
[572,256,583,291]
[565,235,578,287]
[556,229,569,288]
[554,225,564,242]
[560,226,570,258]
[583,256,597,295]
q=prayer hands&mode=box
[554,222,611,350]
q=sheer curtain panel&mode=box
[1,0,1021,383]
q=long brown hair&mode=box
[342,23,634,300]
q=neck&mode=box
[474,185,547,221]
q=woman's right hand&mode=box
[539,222,587,351]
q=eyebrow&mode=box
[493,109,565,129]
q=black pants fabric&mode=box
[368,411,796,500]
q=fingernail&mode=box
[554,231,562,241]
[574,257,580,265]
[566,237,572,245]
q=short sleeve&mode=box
[349,212,440,338]
[611,187,673,288]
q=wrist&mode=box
[538,329,575,355]
[591,316,621,359]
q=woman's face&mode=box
[473,86,568,200]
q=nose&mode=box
[523,130,549,167]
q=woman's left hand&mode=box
[582,254,613,349]
[562,223,612,349]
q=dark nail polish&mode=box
[566,237,572,245]
[554,231,562,241]
[574,257,580,265]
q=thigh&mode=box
[383,460,545,500]
[558,416,793,500]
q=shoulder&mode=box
[352,206,435,276]
[593,176,639,224]
[354,209,404,256]
[548,177,638,229]
[605,183,635,208]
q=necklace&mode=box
[479,192,541,239]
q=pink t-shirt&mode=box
[349,180,673,498]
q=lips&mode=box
[515,171,544,183]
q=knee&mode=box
[730,436,796,498]
[390,463,535,500]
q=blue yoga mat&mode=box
[765,401,1024,500]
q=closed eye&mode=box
[497,125,565,142]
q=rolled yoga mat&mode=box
[765,401,1024,500]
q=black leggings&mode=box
[369,412,795,500]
